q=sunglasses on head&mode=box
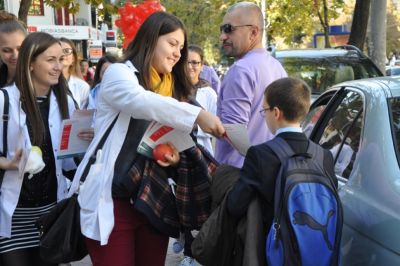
[62,48,73,55]
[219,24,254,34]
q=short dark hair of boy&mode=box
[264,77,311,122]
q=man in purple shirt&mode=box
[215,2,287,168]
[200,64,221,94]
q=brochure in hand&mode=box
[57,109,95,159]
[137,121,195,159]
[222,123,251,156]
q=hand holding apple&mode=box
[153,142,180,167]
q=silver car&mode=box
[302,77,400,265]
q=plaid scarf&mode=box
[129,145,217,237]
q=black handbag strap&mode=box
[79,114,119,183]
[0,88,9,192]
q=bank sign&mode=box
[28,25,100,40]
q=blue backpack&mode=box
[265,137,343,266]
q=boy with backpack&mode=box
[226,77,343,265]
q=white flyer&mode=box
[137,121,195,159]
[57,109,95,159]
[223,123,251,156]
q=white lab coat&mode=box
[67,61,202,245]
[196,85,217,155]
[0,85,76,238]
[68,76,90,109]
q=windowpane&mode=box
[319,91,363,178]
[28,0,44,16]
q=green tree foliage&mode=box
[161,0,237,64]
[267,0,344,47]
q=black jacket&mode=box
[227,132,336,232]
[192,165,266,266]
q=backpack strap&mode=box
[0,88,9,193]
[265,136,295,162]
[265,137,296,218]
[307,140,338,191]
[306,141,324,169]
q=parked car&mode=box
[302,77,400,265]
[276,45,383,98]
[385,65,400,76]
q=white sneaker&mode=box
[178,256,195,266]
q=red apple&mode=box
[153,143,173,162]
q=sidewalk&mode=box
[70,238,201,266]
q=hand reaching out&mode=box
[0,149,22,170]
[195,110,225,138]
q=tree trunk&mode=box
[348,0,371,50]
[18,0,32,25]
[316,0,331,48]
[322,0,330,48]
[369,0,387,74]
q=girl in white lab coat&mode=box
[67,12,224,266]
[0,32,78,266]
[60,37,90,109]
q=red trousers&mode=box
[85,199,169,266]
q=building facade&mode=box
[4,0,104,60]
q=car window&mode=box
[279,57,381,94]
[386,67,400,76]
[318,90,363,179]
[302,105,326,137]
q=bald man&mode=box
[215,2,287,168]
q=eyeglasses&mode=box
[188,60,201,67]
[259,107,273,117]
[62,48,73,55]
[220,24,254,34]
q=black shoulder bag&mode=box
[0,88,9,196]
[36,115,118,263]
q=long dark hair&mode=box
[91,54,117,89]
[15,32,70,146]
[0,11,27,87]
[123,12,192,101]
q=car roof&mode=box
[275,49,361,58]
[330,76,400,97]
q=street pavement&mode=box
[70,238,201,266]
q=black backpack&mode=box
[265,137,343,266]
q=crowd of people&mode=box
[0,2,341,266]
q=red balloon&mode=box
[118,0,166,48]
[114,18,123,28]
[119,7,128,17]
[124,2,136,13]
[125,25,137,36]
[123,13,135,24]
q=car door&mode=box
[303,86,400,265]
[303,88,363,185]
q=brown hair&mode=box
[0,11,27,87]
[264,77,311,122]
[188,44,205,63]
[15,32,70,146]
[59,37,83,79]
[123,12,192,101]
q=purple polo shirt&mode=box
[215,48,287,167]
[200,65,221,94]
